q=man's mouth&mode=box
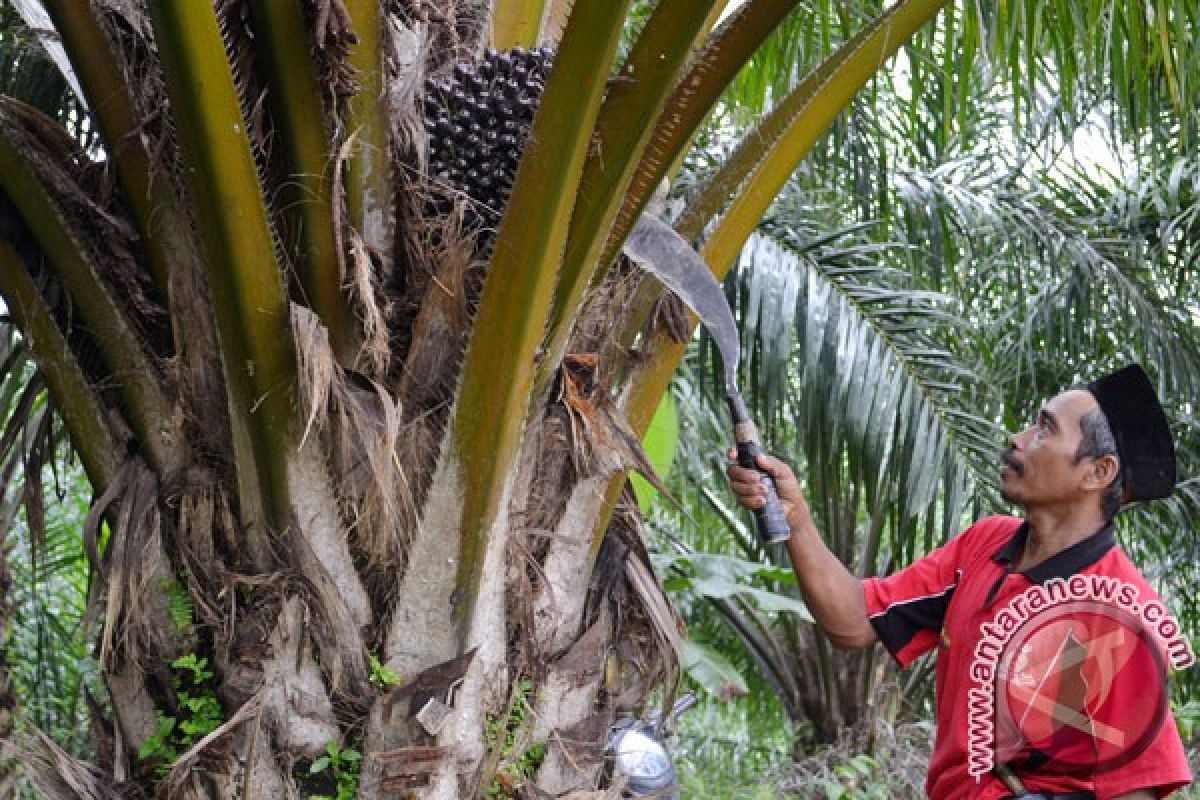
[1000,453,1023,476]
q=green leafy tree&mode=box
[662,0,1200,751]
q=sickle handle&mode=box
[727,393,791,544]
[735,439,791,544]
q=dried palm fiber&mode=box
[391,0,490,70]
[82,460,174,671]
[89,0,182,209]
[0,98,165,348]
[309,0,359,101]
[587,489,682,708]
[17,730,124,800]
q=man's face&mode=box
[1000,389,1102,509]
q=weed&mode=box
[813,754,890,799]
[368,653,400,689]
[1176,700,1200,742]
[308,740,362,800]
[163,578,194,631]
[484,678,548,798]
[137,653,223,777]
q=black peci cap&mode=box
[1086,364,1176,502]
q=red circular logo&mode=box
[992,600,1168,775]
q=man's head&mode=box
[1001,389,1122,519]
[1001,364,1176,520]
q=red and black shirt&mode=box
[865,515,1193,799]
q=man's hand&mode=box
[725,449,876,650]
[726,449,812,531]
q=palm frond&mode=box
[7,461,98,757]
[892,155,1200,407]
[728,211,1002,525]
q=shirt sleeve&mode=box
[863,522,975,668]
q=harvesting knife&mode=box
[623,215,790,544]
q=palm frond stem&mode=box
[0,242,116,491]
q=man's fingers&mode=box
[727,449,782,473]
[726,463,755,481]
[730,482,767,501]
[728,452,795,484]
[727,449,803,511]
[728,452,787,479]
[754,452,783,475]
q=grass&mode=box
[675,698,1200,798]
[671,688,793,798]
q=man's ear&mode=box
[1084,453,1120,491]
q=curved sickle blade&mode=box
[622,214,740,391]
[623,215,791,544]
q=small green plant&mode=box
[308,740,362,800]
[171,654,222,744]
[137,714,180,770]
[1174,700,1200,742]
[368,653,400,689]
[818,754,889,799]
[137,653,224,777]
[484,678,548,798]
[163,577,195,631]
[512,741,547,782]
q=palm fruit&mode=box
[423,46,554,228]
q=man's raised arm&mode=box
[727,451,877,650]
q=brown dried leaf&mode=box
[18,730,122,800]
[293,305,338,448]
[559,356,672,499]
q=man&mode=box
[727,364,1194,799]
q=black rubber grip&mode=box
[736,441,791,544]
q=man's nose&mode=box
[1009,426,1032,450]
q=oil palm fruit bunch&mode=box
[423,45,554,228]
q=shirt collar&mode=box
[991,520,1116,583]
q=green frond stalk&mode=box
[251,2,354,363]
[0,110,178,476]
[148,0,296,533]
[37,0,227,419]
[587,0,950,564]
[698,0,950,275]
[492,0,547,49]
[600,0,804,269]
[539,0,718,390]
[38,0,171,298]
[343,0,394,259]
[451,0,633,632]
[676,1,942,240]
[0,242,117,491]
